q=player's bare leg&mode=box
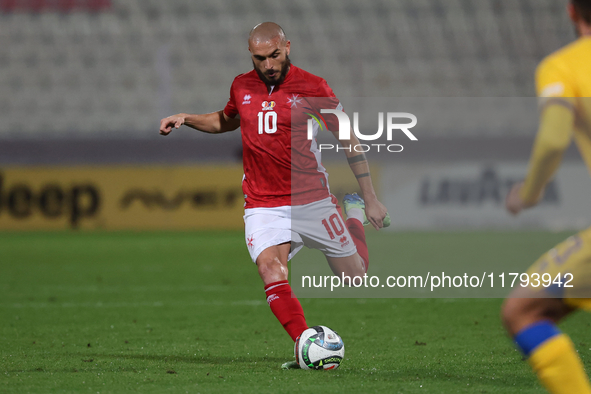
[501,288,573,336]
[257,243,291,285]
[501,288,591,394]
[325,253,366,278]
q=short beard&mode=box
[253,55,291,86]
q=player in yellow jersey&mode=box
[502,1,591,393]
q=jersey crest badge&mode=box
[287,94,303,108]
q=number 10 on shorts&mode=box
[322,213,345,240]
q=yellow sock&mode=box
[529,334,591,394]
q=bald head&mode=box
[249,22,287,46]
[248,22,291,86]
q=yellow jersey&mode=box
[520,36,591,203]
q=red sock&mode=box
[264,280,308,341]
[346,218,369,272]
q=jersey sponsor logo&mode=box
[261,101,276,111]
[242,94,251,105]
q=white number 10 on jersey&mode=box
[258,111,277,134]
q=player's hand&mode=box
[505,182,529,216]
[365,197,389,230]
[159,114,186,136]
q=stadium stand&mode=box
[0,0,575,139]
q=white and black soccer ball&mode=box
[295,325,345,370]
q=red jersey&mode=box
[223,65,340,209]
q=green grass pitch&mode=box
[1,231,590,393]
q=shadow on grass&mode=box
[7,352,288,373]
[75,352,286,364]
[8,357,538,391]
[315,364,537,391]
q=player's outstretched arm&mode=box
[505,103,574,216]
[159,110,240,136]
[333,129,389,230]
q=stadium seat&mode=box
[0,0,574,138]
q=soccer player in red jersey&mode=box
[159,22,389,368]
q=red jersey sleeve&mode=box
[315,79,341,131]
[316,78,337,99]
[223,81,239,119]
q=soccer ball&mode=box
[295,325,345,370]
